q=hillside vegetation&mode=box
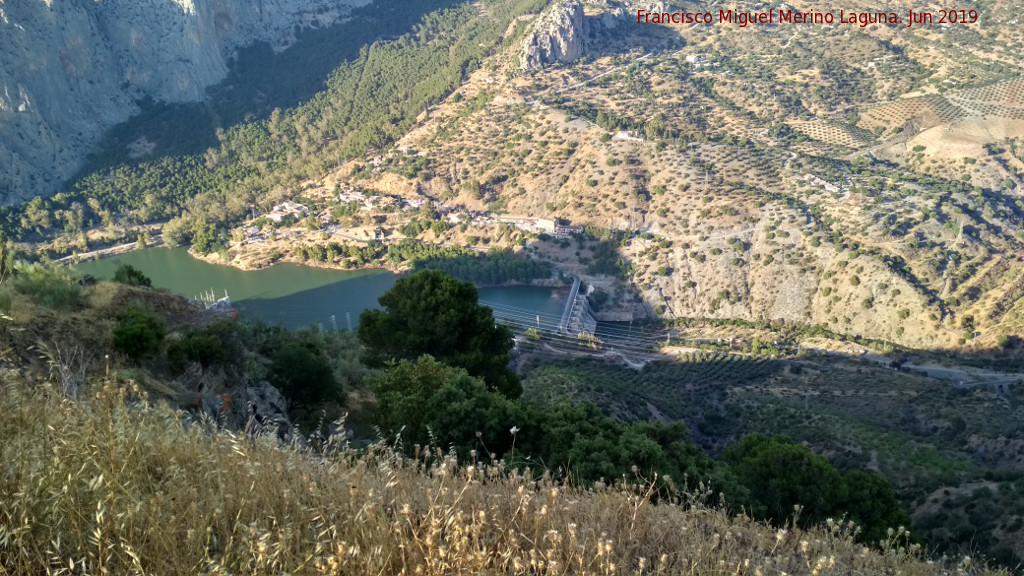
[519,355,1024,565]
[0,379,1002,576]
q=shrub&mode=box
[113,263,153,287]
[270,343,341,409]
[167,330,229,373]
[113,306,166,360]
[12,263,85,311]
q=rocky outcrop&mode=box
[176,362,293,440]
[519,0,585,70]
[231,377,292,440]
[587,0,666,31]
[0,0,366,204]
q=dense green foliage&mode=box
[167,326,230,373]
[534,402,744,500]
[10,263,86,312]
[843,470,913,546]
[113,306,166,360]
[723,435,911,544]
[369,354,911,544]
[724,434,847,528]
[371,355,747,503]
[520,360,925,545]
[112,263,152,288]
[412,249,550,285]
[372,355,531,456]
[359,270,520,398]
[269,343,341,411]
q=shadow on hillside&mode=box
[584,11,686,61]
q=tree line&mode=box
[413,248,550,285]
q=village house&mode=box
[803,174,841,194]
[401,197,427,211]
[338,189,367,204]
[554,218,584,236]
[612,130,645,142]
[534,218,556,233]
[363,195,399,211]
[267,200,308,224]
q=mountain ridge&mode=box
[0,0,366,204]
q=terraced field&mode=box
[788,120,877,148]
[858,77,1024,138]
[859,95,966,135]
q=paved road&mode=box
[862,353,1024,388]
[57,234,164,264]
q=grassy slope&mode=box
[0,379,1006,576]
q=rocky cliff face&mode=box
[0,0,365,204]
[519,0,585,70]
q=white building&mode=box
[267,201,308,224]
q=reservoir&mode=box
[74,247,567,330]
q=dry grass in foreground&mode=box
[0,380,1005,575]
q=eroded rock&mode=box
[520,0,585,70]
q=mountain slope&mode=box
[0,0,365,203]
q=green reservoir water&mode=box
[75,248,566,330]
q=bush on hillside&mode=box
[269,342,341,411]
[11,263,85,311]
[113,305,166,360]
[359,270,520,398]
[167,331,228,373]
[112,263,152,287]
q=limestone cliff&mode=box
[519,0,584,70]
[0,0,366,204]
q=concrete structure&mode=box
[558,275,597,336]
